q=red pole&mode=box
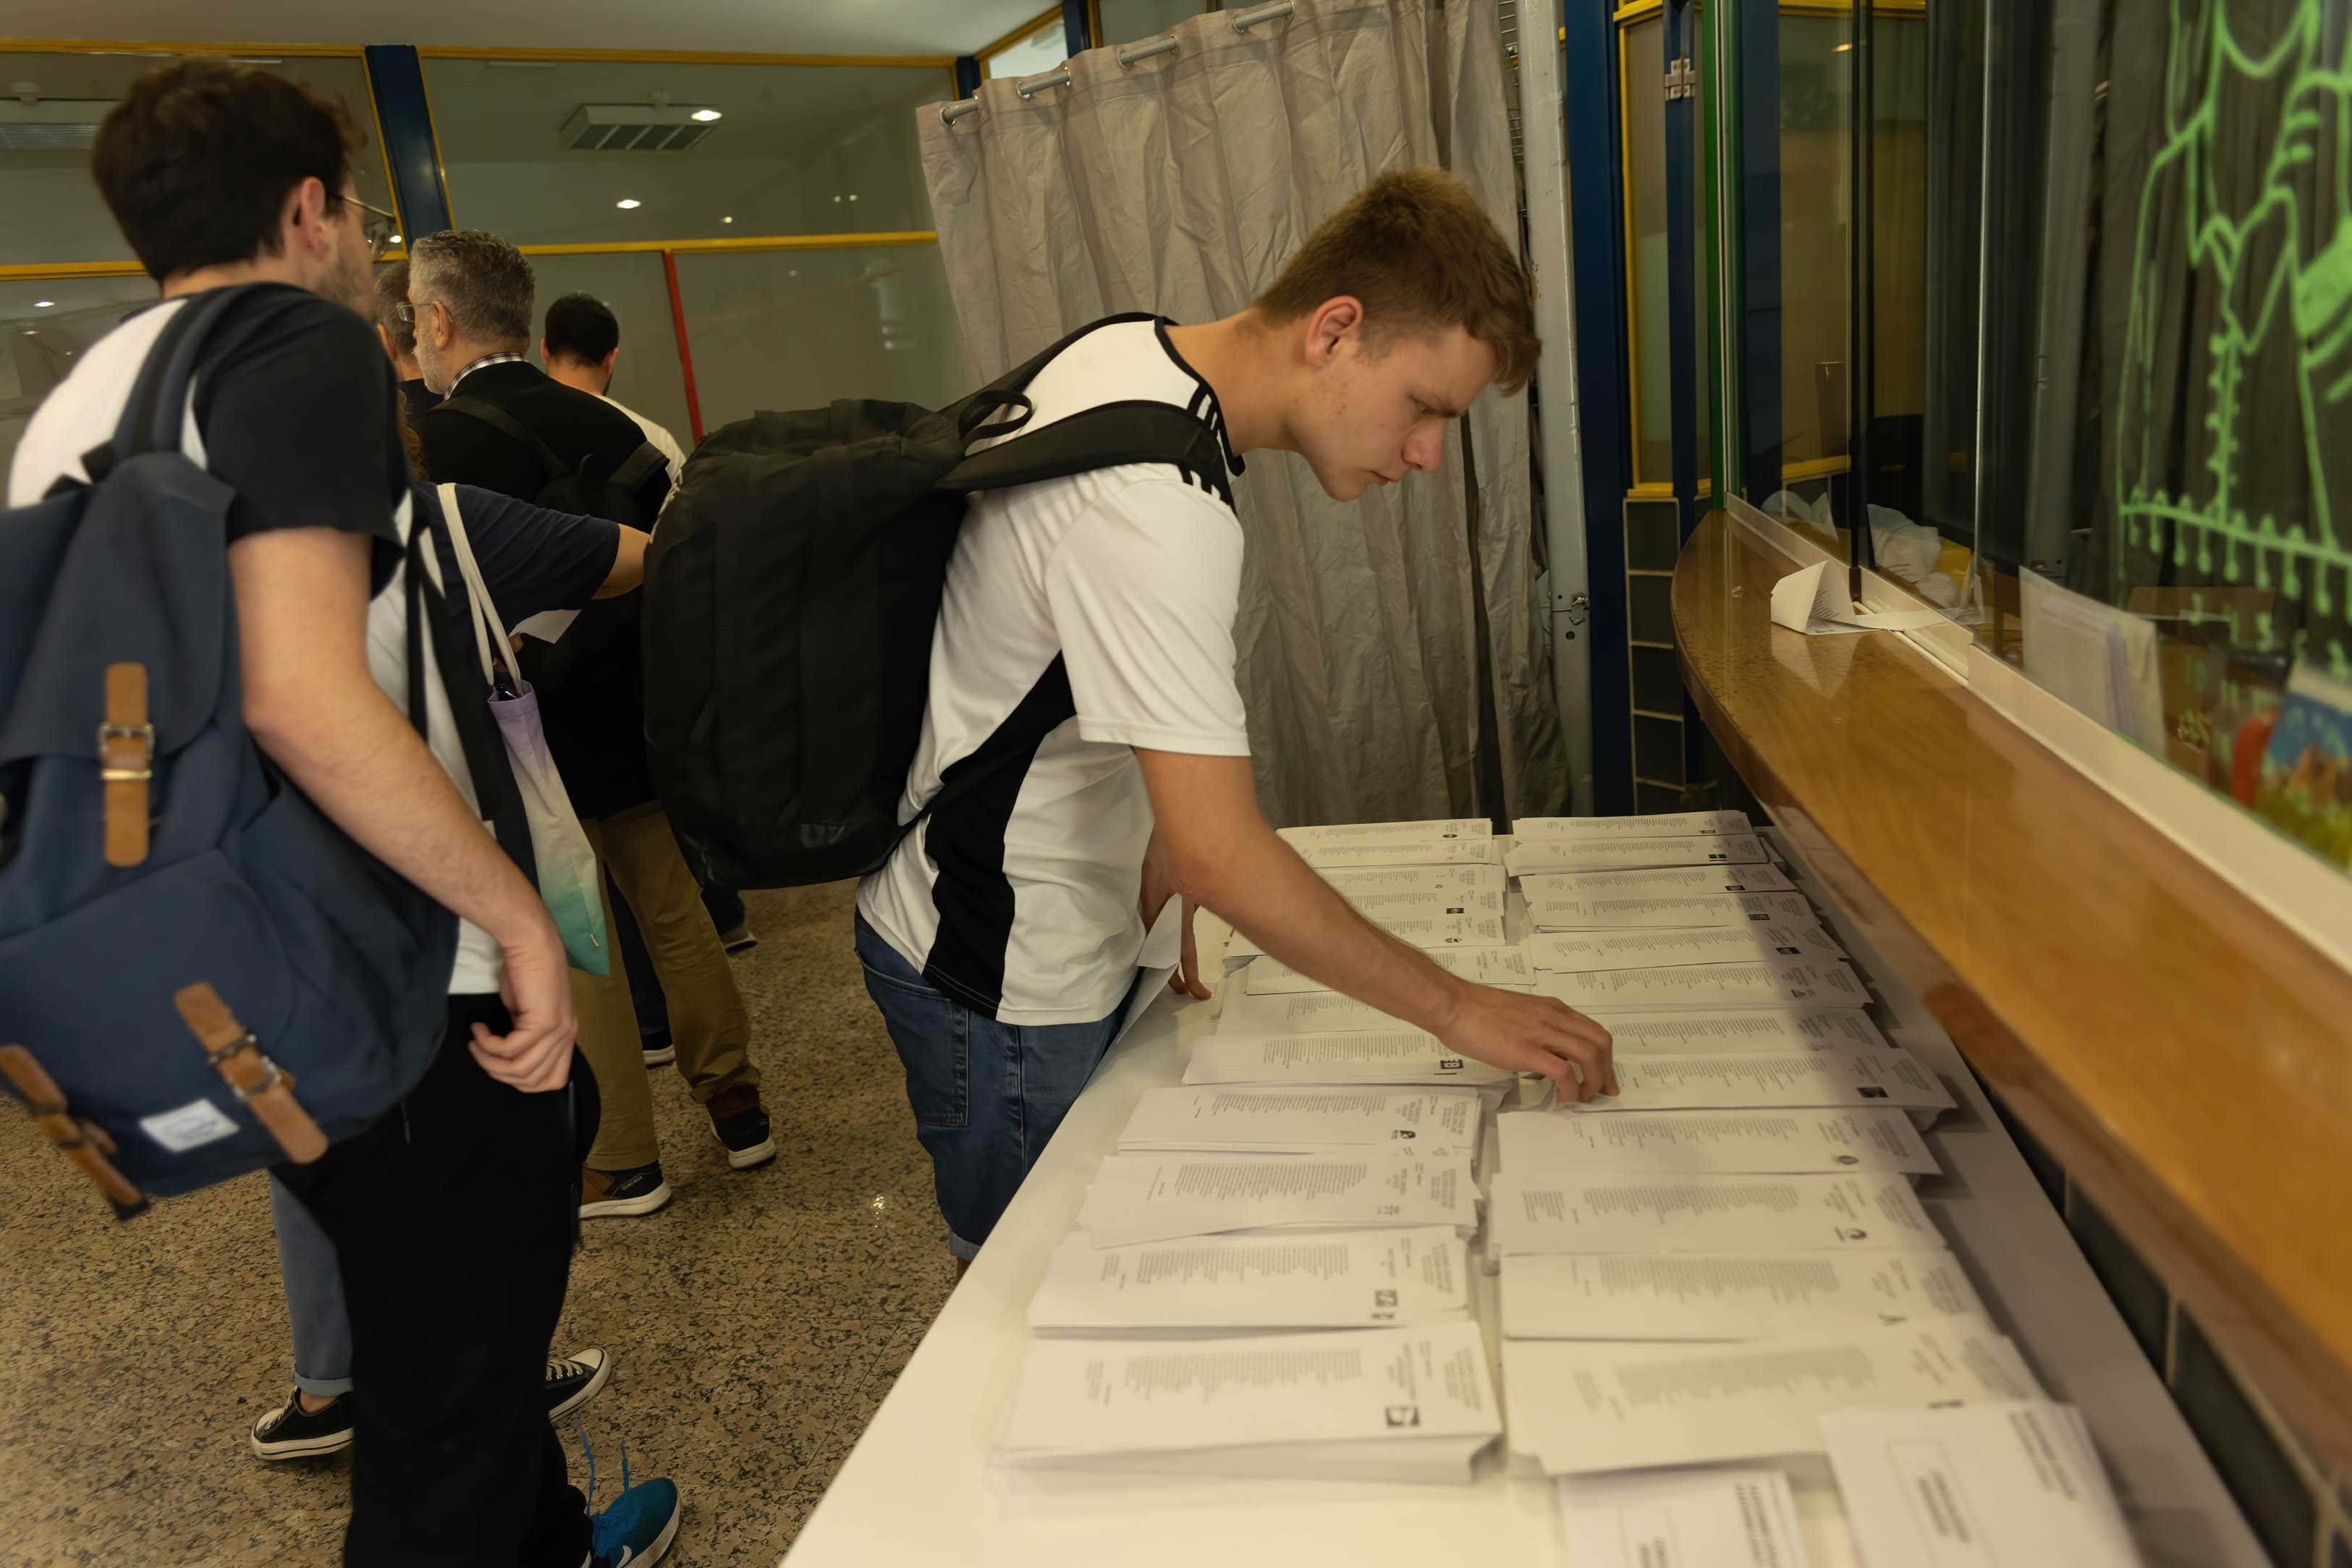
[661,249,704,445]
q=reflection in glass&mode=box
[0,51,404,267]
[421,59,951,246]
[0,276,161,478]
[671,245,965,434]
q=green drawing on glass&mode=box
[2116,0,2352,632]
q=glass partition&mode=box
[520,251,693,449]
[671,243,964,432]
[0,49,403,266]
[0,275,161,478]
[419,57,951,245]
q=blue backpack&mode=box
[0,286,478,1214]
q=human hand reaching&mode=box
[1434,981,1617,1102]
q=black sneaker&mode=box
[580,1161,672,1218]
[640,1029,676,1067]
[706,1085,775,1170]
[545,1347,612,1422]
[250,1388,352,1460]
[716,921,758,954]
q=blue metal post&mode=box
[363,46,451,240]
[954,56,983,98]
[1062,0,1094,57]
[1739,0,1782,504]
[1664,1,1700,541]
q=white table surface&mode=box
[782,831,2266,1568]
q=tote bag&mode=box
[433,483,609,975]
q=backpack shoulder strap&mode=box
[604,438,669,498]
[944,313,1172,446]
[439,395,570,486]
[941,400,1232,507]
[84,287,261,481]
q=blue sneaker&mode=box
[589,1478,680,1567]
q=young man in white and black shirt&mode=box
[857,169,1618,1266]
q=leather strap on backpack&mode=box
[98,661,154,868]
[172,983,328,1165]
[0,1045,151,1219]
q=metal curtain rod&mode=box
[939,1,1295,124]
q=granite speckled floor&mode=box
[0,880,952,1566]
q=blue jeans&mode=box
[854,915,1130,1259]
[268,1173,352,1397]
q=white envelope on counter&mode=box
[1772,560,1947,635]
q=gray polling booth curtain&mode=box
[918,0,1567,825]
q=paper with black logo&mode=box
[1075,1150,1479,1247]
[1117,1085,1485,1154]
[1568,1050,1953,1117]
[1536,958,1869,1011]
[1513,810,1753,838]
[1525,889,1819,931]
[1529,923,1848,972]
[1184,1029,1513,1087]
[1572,1008,1890,1054]
[1507,833,1771,876]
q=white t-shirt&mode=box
[602,393,687,510]
[9,297,507,993]
[857,318,1252,1025]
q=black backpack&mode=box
[436,394,668,529]
[643,314,1230,889]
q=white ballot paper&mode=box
[1507,833,1772,876]
[1513,810,1753,839]
[1075,1151,1479,1247]
[1504,1317,2039,1475]
[1497,1107,1941,1177]
[1319,863,1506,898]
[1538,958,1869,1011]
[1027,1226,1471,1334]
[1185,1030,1515,1087]
[1529,923,1848,972]
[1246,944,1534,995]
[1500,1248,1984,1340]
[1570,1051,1954,1118]
[1556,1469,1814,1568]
[1526,890,1819,931]
[1226,902,1507,962]
[1214,987,1416,1036]
[1772,559,1949,636]
[1489,1171,1942,1255]
[1521,863,1797,899]
[1820,1401,2141,1568]
[995,1322,1502,1483]
[1578,1009,1891,1055]
[1295,837,1501,870]
[1278,818,1492,844]
[1117,1085,1486,1154]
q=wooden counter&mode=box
[1674,509,2352,1472]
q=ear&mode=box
[376,323,398,363]
[1301,296,1364,370]
[599,347,619,378]
[282,175,331,260]
[539,337,550,364]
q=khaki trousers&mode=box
[572,801,758,1170]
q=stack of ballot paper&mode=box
[1507,832,1772,877]
[1520,863,1797,899]
[1074,1151,1480,1247]
[1557,1470,1815,1568]
[1497,1106,1941,1177]
[1027,1227,1471,1334]
[1277,818,1492,847]
[1564,1051,1955,1123]
[1822,1401,2144,1567]
[1292,836,1502,870]
[1488,1171,1945,1255]
[1568,1008,1892,1054]
[1525,889,1819,930]
[1116,1085,1486,1155]
[1515,810,1755,839]
[1502,1317,2039,1472]
[1184,1030,1515,1087]
[1528,922,1848,972]
[1319,863,1505,897]
[993,1322,1504,1481]
[1244,944,1534,995]
[1498,1247,1986,1339]
[1536,957,1870,1011]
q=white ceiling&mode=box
[0,0,1057,60]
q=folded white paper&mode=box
[1117,1085,1486,1154]
[1318,863,1507,898]
[1185,1029,1515,1088]
[1512,810,1753,839]
[997,1322,1502,1478]
[1536,958,1869,1011]
[1568,1051,1953,1116]
[1504,1317,2039,1474]
[1076,1151,1479,1247]
[1489,1171,1942,1255]
[1278,818,1493,844]
[1771,559,1950,636]
[1556,1470,1814,1568]
[1507,833,1772,876]
[1520,864,1796,899]
[1500,1248,1984,1340]
[1576,1008,1890,1054]
[1525,890,1819,931]
[1819,1401,2141,1568]
[1529,923,1848,972]
[1295,837,1501,870]
[1497,1106,1940,1177]
[1027,1226,1471,1333]
[1245,944,1534,995]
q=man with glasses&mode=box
[7,59,678,1568]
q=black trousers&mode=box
[275,996,598,1568]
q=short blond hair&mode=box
[1256,166,1539,394]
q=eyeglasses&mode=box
[334,192,401,258]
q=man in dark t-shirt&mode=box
[407,229,773,1218]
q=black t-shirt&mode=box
[413,360,672,524]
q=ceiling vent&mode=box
[0,96,117,152]
[561,104,718,152]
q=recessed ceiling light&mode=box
[832,194,842,203]
[388,234,401,244]
[847,193,858,202]
[692,109,722,122]
[616,198,641,209]
[722,215,733,224]
[33,299,52,307]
